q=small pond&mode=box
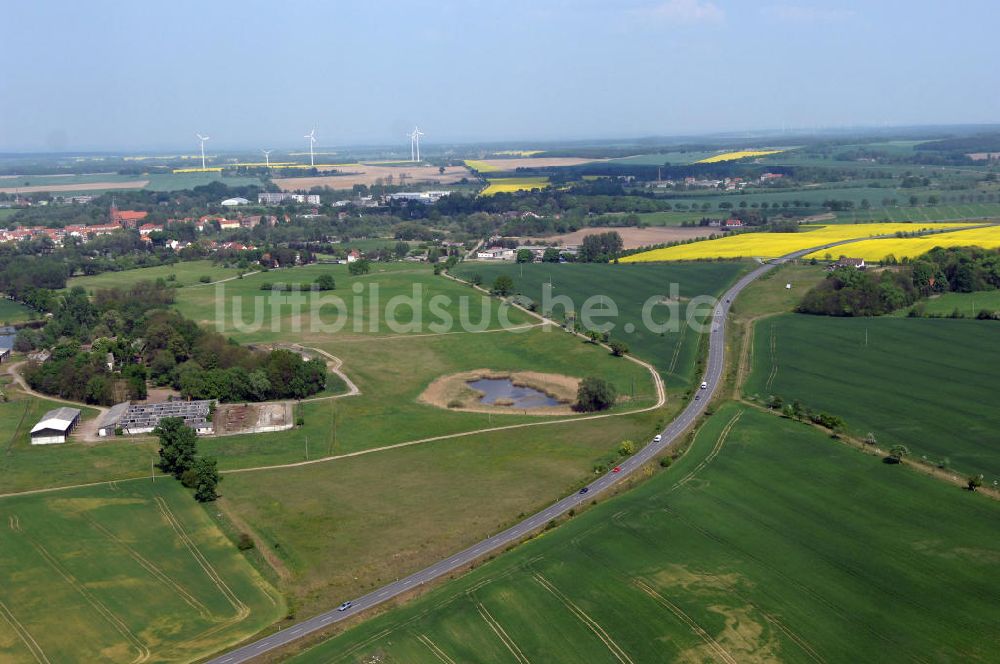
[467,378,561,409]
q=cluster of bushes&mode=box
[797,267,917,316]
[800,246,1000,317]
[765,395,846,432]
[259,273,335,291]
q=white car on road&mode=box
[653,434,662,443]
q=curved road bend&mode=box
[206,239,910,664]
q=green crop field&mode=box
[745,314,1000,479]
[67,259,245,291]
[143,173,263,191]
[0,481,283,663]
[289,404,1000,663]
[451,262,749,390]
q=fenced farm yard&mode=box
[290,404,1000,664]
[0,481,283,663]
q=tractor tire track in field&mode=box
[414,633,457,664]
[607,507,826,664]
[763,323,778,394]
[532,573,634,664]
[475,602,530,664]
[324,557,548,664]
[83,515,212,619]
[666,322,688,382]
[658,503,927,663]
[26,538,150,663]
[631,579,737,664]
[0,599,50,664]
[154,497,249,621]
[670,411,743,493]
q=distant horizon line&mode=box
[1,122,998,157]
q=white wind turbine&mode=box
[261,149,273,167]
[409,126,424,162]
[196,133,210,169]
[304,129,317,167]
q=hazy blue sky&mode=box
[1,0,996,152]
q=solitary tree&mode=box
[575,376,617,412]
[967,474,984,492]
[492,274,515,296]
[348,259,371,276]
[155,417,197,479]
[618,440,636,457]
[864,432,878,446]
[515,249,533,264]
[192,456,222,502]
[315,273,336,291]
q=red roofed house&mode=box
[138,223,164,235]
[724,217,744,229]
[110,203,148,228]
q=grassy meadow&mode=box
[897,289,1000,317]
[451,261,748,390]
[218,406,664,618]
[173,263,534,341]
[745,314,1000,479]
[0,481,283,663]
[0,298,35,324]
[67,259,245,291]
[289,404,1000,663]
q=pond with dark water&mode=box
[467,378,561,409]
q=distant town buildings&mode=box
[386,191,452,204]
[258,193,320,205]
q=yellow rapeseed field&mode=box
[804,225,1000,261]
[465,159,501,173]
[696,150,783,164]
[621,223,980,262]
[172,167,224,173]
[480,177,550,196]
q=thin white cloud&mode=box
[641,0,725,23]
[761,4,856,22]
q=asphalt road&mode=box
[206,240,886,664]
